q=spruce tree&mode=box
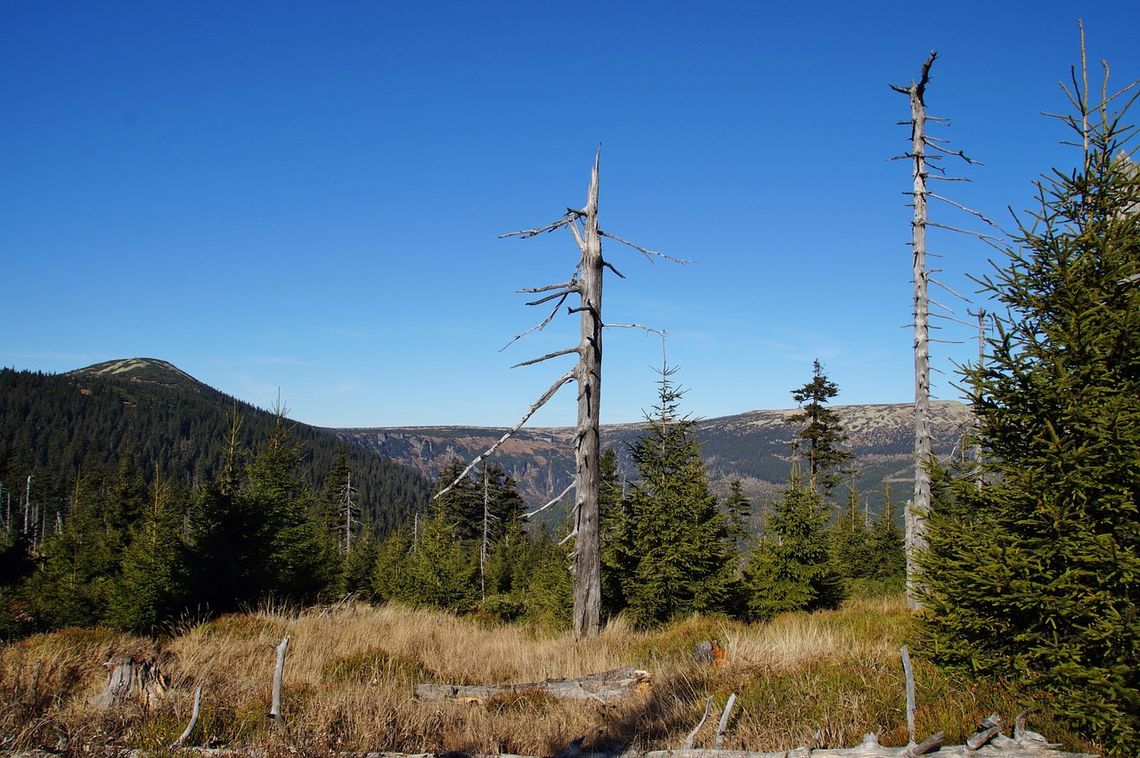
[829,482,871,584]
[623,364,736,627]
[432,458,482,539]
[473,463,526,545]
[107,470,190,633]
[400,514,478,612]
[918,65,1139,754]
[744,464,845,621]
[598,447,635,617]
[723,479,753,549]
[246,419,338,603]
[866,486,904,588]
[789,360,853,495]
[23,473,118,628]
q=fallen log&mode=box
[412,665,651,703]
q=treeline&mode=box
[363,361,904,629]
[0,412,428,637]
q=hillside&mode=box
[0,359,429,533]
[1,356,971,532]
[336,400,972,522]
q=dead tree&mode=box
[340,470,359,555]
[891,53,995,610]
[436,151,679,638]
[892,53,936,612]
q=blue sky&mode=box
[3,1,1138,428]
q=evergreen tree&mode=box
[341,531,379,597]
[473,463,526,545]
[247,419,338,603]
[789,360,853,495]
[723,479,753,549]
[372,527,413,602]
[829,482,871,584]
[432,458,482,540]
[106,470,190,633]
[917,76,1139,754]
[23,473,118,628]
[865,485,904,587]
[399,514,478,612]
[187,419,275,613]
[744,464,845,621]
[522,528,574,630]
[622,364,736,627]
[598,447,635,617]
[105,451,146,549]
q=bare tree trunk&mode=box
[572,155,604,640]
[481,463,489,600]
[895,53,935,611]
[438,151,673,639]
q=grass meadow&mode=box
[0,595,1097,755]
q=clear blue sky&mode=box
[3,1,1138,428]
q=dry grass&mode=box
[0,596,1098,755]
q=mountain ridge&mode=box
[8,357,969,527]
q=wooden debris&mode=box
[715,693,738,748]
[170,685,203,749]
[683,697,714,749]
[412,665,651,703]
[92,655,167,710]
[268,635,290,721]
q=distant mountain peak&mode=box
[70,357,206,389]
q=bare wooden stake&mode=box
[715,693,738,748]
[899,645,917,746]
[268,635,289,722]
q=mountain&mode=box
[0,359,429,533]
[69,357,209,390]
[335,400,972,524]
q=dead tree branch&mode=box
[600,230,692,264]
[434,370,575,500]
[524,480,575,519]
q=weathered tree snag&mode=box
[891,55,992,611]
[437,152,673,640]
[412,665,651,703]
[892,53,936,612]
[573,153,604,640]
[683,697,715,749]
[715,693,737,749]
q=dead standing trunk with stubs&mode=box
[434,152,676,639]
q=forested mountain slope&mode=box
[0,359,429,533]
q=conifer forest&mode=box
[0,31,1137,758]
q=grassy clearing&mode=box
[0,595,1097,755]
